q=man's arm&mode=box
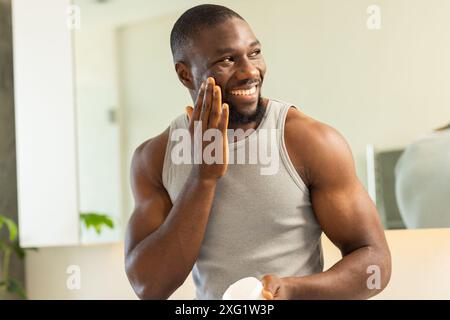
[262,109,391,299]
[125,134,218,299]
[125,77,229,299]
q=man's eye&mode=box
[220,56,233,63]
[250,49,261,57]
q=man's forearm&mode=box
[128,169,218,299]
[283,245,391,299]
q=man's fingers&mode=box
[194,81,206,117]
[200,77,215,132]
[218,103,229,133]
[187,106,195,134]
[262,289,274,300]
[260,274,277,300]
[186,106,193,120]
[209,85,222,128]
[189,81,206,132]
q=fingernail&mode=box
[262,289,273,300]
[207,77,214,84]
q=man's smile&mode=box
[227,83,259,104]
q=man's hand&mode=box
[186,77,229,181]
[125,77,229,299]
[260,274,292,300]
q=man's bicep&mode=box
[308,126,384,255]
[311,180,382,255]
[125,189,172,256]
[125,141,172,256]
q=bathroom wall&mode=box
[74,25,123,244]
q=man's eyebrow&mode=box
[214,39,261,56]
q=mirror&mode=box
[74,0,125,243]
[73,0,450,232]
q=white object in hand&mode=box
[222,277,265,300]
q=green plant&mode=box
[0,215,35,299]
[80,212,114,235]
[0,212,114,299]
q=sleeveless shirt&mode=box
[162,99,324,299]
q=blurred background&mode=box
[1,0,450,299]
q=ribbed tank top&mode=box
[162,99,324,299]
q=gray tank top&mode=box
[162,99,324,299]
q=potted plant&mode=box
[0,212,114,299]
[0,214,33,299]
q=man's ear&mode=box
[175,62,195,90]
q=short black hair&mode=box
[170,4,244,61]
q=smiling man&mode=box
[124,4,391,300]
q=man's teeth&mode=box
[230,86,257,96]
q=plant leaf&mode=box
[0,239,6,251]
[0,216,18,241]
[6,278,27,299]
[11,239,26,259]
[80,212,115,235]
[0,239,12,252]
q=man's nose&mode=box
[235,57,259,81]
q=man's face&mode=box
[188,17,267,122]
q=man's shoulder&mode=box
[131,113,188,182]
[132,127,170,179]
[285,106,344,151]
[284,106,353,179]
[134,113,187,158]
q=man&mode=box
[395,123,450,228]
[125,4,391,300]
